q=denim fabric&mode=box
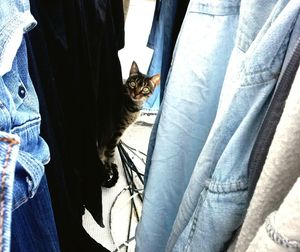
[0,1,59,250]
[1,38,50,211]
[144,0,190,111]
[166,1,300,251]
[0,133,20,252]
[135,0,241,251]
[143,0,162,110]
[248,16,300,201]
[0,0,49,208]
[11,175,60,252]
[0,0,36,76]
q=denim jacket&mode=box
[0,0,50,210]
[135,0,241,251]
[0,133,20,252]
[166,0,300,251]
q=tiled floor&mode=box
[82,1,156,251]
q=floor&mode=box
[82,1,156,251]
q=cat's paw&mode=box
[102,163,119,188]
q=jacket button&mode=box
[18,86,26,98]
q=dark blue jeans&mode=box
[11,175,60,252]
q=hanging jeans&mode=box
[136,0,241,251]
[11,175,60,252]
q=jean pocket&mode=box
[182,180,248,252]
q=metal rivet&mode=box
[18,86,26,98]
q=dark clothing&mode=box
[27,0,124,250]
[11,176,60,252]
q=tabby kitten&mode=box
[99,61,160,187]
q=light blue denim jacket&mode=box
[0,133,20,252]
[166,0,300,251]
[135,0,241,251]
[0,0,50,211]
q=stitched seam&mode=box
[185,190,208,252]
[0,139,18,250]
[189,3,240,16]
[12,196,28,211]
[0,138,19,145]
[11,117,40,130]
[205,179,248,193]
[240,17,296,87]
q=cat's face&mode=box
[125,61,160,102]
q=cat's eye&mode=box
[129,82,136,88]
[142,87,150,94]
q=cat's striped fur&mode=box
[98,61,160,187]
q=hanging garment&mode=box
[111,0,125,50]
[230,39,300,252]
[27,0,123,250]
[144,0,190,110]
[0,0,60,250]
[25,2,105,249]
[247,15,300,201]
[136,0,241,251]
[166,0,299,251]
[246,178,300,252]
[0,134,20,252]
[11,176,60,252]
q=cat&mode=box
[98,61,160,188]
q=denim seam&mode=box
[11,117,40,132]
[12,196,28,211]
[0,101,9,113]
[207,186,248,194]
[241,17,297,86]
[189,3,240,16]
[205,179,248,193]
[0,102,10,131]
[185,189,208,252]
[239,80,275,88]
[237,30,252,52]
[0,137,19,249]
[189,11,238,16]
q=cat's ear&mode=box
[150,74,160,87]
[130,61,139,76]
